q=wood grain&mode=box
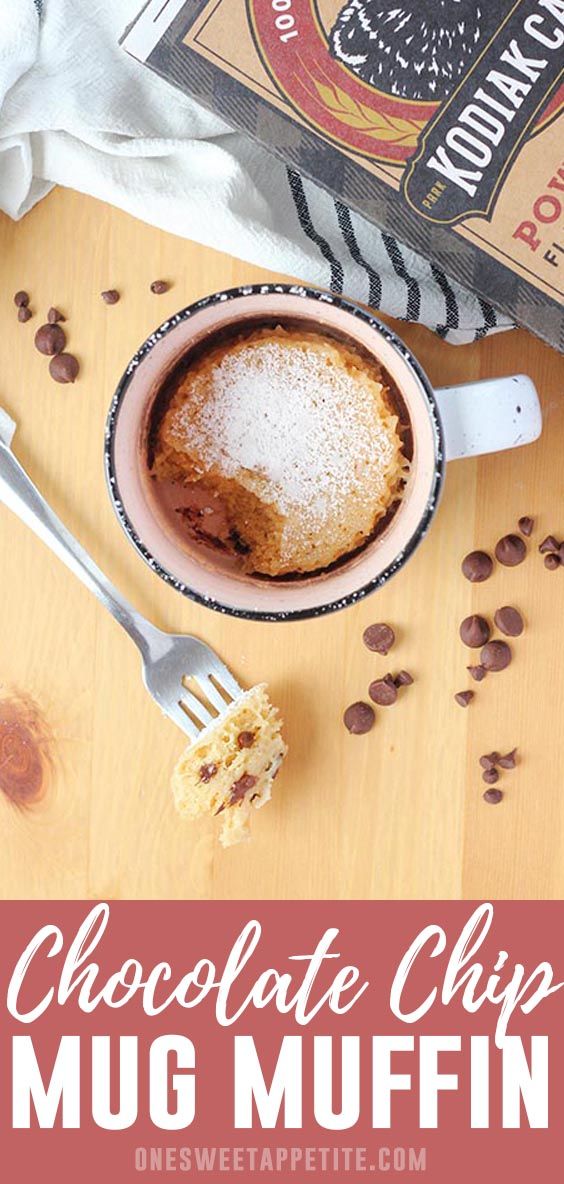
[0,188,562,901]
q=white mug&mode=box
[106,285,542,621]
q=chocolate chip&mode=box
[495,534,526,566]
[14,290,29,307]
[459,615,490,647]
[461,551,493,583]
[229,529,251,556]
[344,702,375,734]
[559,544,564,564]
[518,516,534,537]
[101,289,120,305]
[544,553,561,571]
[230,773,258,804]
[482,768,500,784]
[369,678,398,706]
[47,307,65,323]
[494,606,524,637]
[480,752,500,770]
[455,691,474,707]
[150,279,169,294]
[481,640,512,672]
[467,664,487,682]
[362,623,395,654]
[48,353,79,384]
[18,306,32,322]
[199,763,218,783]
[498,748,518,770]
[539,535,559,554]
[34,323,66,356]
[237,731,255,749]
[483,788,503,805]
[394,670,413,687]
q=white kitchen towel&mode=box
[0,0,514,344]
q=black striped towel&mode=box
[6,0,513,345]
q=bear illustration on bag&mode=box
[329,1,501,102]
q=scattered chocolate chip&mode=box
[461,550,493,583]
[34,322,66,356]
[237,731,255,749]
[369,678,398,706]
[498,748,518,770]
[544,553,561,571]
[150,279,169,294]
[459,614,490,647]
[199,763,218,783]
[14,290,29,308]
[394,670,413,687]
[344,701,375,734]
[483,788,503,805]
[518,516,534,537]
[467,664,487,682]
[48,353,79,384]
[47,307,65,323]
[481,640,512,672]
[101,289,120,305]
[482,768,500,785]
[480,752,500,770]
[495,533,526,567]
[17,306,32,322]
[539,535,558,554]
[455,691,474,707]
[230,773,258,804]
[362,623,395,654]
[494,606,524,637]
[481,644,511,672]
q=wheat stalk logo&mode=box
[313,79,424,146]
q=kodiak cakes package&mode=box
[122,1,564,349]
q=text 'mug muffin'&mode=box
[151,325,408,578]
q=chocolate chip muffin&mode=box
[152,325,407,577]
[171,684,287,847]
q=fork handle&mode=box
[0,440,159,658]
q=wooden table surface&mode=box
[1,188,563,901]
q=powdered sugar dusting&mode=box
[171,337,401,531]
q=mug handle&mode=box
[434,375,542,461]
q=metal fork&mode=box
[0,407,242,741]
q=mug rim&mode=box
[104,284,445,622]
